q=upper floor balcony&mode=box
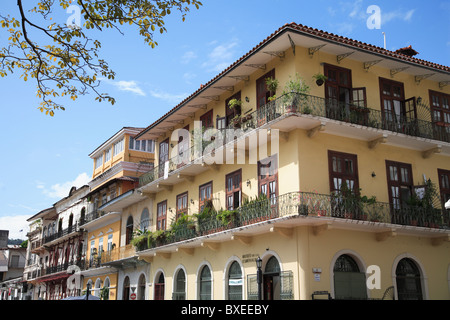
[132,190,450,255]
[42,222,83,245]
[139,92,450,189]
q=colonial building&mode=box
[79,127,155,300]
[120,22,450,300]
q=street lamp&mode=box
[256,257,263,300]
[85,282,91,300]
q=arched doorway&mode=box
[125,216,133,245]
[396,258,423,300]
[263,256,281,300]
[173,269,186,300]
[138,274,146,300]
[333,254,367,299]
[154,273,165,300]
[228,261,243,300]
[123,276,130,300]
[199,265,212,300]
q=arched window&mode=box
[199,265,212,300]
[123,276,130,300]
[94,278,102,297]
[102,277,110,300]
[68,214,74,232]
[138,274,146,300]
[154,273,165,300]
[396,258,423,300]
[333,254,367,300]
[140,208,150,231]
[228,261,243,300]
[80,207,86,225]
[125,216,133,245]
[58,218,63,234]
[173,269,186,300]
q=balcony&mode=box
[132,191,450,253]
[42,222,82,244]
[139,93,450,189]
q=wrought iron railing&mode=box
[132,191,449,252]
[139,93,449,188]
[42,222,81,244]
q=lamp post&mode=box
[256,257,262,300]
[85,282,90,300]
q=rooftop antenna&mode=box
[382,32,386,49]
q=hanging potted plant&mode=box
[313,73,327,86]
[265,77,279,98]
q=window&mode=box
[333,254,367,300]
[258,155,278,205]
[225,92,241,126]
[177,125,190,168]
[176,192,188,220]
[173,269,186,300]
[256,69,275,109]
[386,161,413,210]
[129,137,155,153]
[395,258,423,300]
[379,78,417,130]
[159,138,169,177]
[107,234,113,252]
[123,276,130,300]
[138,274,146,300]
[140,208,150,231]
[328,151,359,193]
[200,109,214,129]
[438,169,450,227]
[157,201,167,230]
[430,90,450,138]
[98,237,104,257]
[199,182,213,212]
[227,261,243,300]
[154,273,165,300]
[226,170,241,210]
[199,265,212,300]
[113,138,124,156]
[90,240,96,257]
[104,147,111,162]
[125,216,133,245]
[95,154,103,169]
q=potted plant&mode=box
[282,73,310,113]
[216,209,238,227]
[265,77,279,100]
[313,73,327,86]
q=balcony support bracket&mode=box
[270,226,293,238]
[177,174,195,182]
[156,183,173,192]
[154,252,171,259]
[431,234,450,247]
[422,145,442,159]
[368,134,387,149]
[231,234,253,245]
[138,256,153,263]
[307,123,326,138]
[176,247,195,255]
[201,241,220,251]
[312,222,332,236]
[375,229,397,242]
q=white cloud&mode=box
[201,39,239,72]
[149,89,188,104]
[0,215,30,240]
[181,51,197,64]
[113,80,146,96]
[41,172,90,199]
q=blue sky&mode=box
[0,0,449,240]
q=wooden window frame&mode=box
[225,91,241,127]
[199,181,213,212]
[258,154,278,204]
[438,169,450,210]
[328,150,359,194]
[226,169,242,210]
[385,160,413,209]
[256,69,275,110]
[200,109,214,130]
[429,90,450,125]
[176,192,188,220]
[157,200,167,231]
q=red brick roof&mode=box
[136,22,449,139]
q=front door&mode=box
[159,138,169,177]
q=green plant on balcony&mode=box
[265,77,279,101]
[313,73,327,86]
[282,73,310,113]
[241,193,271,223]
[216,209,238,227]
[407,179,441,227]
[130,228,151,251]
